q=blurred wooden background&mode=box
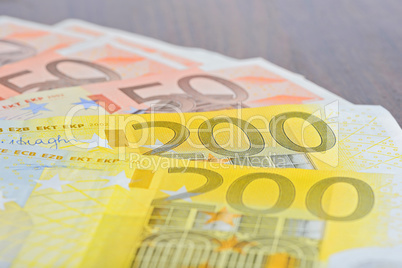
[1,0,401,123]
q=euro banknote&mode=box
[72,59,348,114]
[0,146,401,267]
[0,16,90,66]
[54,18,239,68]
[0,158,154,267]
[56,19,347,102]
[129,157,402,268]
[0,60,346,120]
[0,59,348,119]
[0,37,186,99]
[57,19,348,94]
[0,103,400,174]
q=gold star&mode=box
[204,207,240,226]
[215,235,240,252]
[213,235,257,254]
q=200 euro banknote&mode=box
[1,147,401,267]
[128,157,402,268]
[0,103,400,174]
[0,153,154,267]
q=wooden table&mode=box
[2,0,401,124]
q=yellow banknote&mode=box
[0,149,158,267]
[1,147,401,267]
[0,143,156,265]
[127,158,402,267]
[0,104,400,174]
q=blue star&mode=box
[72,98,99,110]
[22,102,51,114]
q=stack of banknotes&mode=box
[0,16,401,268]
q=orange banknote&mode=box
[0,16,90,66]
[55,18,238,68]
[0,60,347,119]
[0,38,186,99]
[47,59,347,115]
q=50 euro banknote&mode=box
[0,145,401,267]
[0,60,344,120]
[0,16,90,66]
[0,59,348,119]
[0,103,400,174]
[54,18,240,68]
[0,37,186,99]
[60,59,348,115]
[56,19,335,101]
[55,18,323,98]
